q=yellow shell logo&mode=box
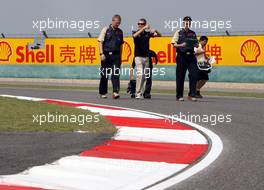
[240,39,261,63]
[122,41,132,63]
[0,41,12,62]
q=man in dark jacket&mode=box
[98,14,124,99]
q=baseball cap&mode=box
[183,16,192,21]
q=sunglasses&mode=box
[138,23,146,25]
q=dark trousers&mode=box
[144,66,153,95]
[176,53,198,98]
[99,54,121,95]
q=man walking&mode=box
[98,14,124,99]
[132,18,161,99]
[171,16,199,101]
[127,50,158,99]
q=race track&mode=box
[0,87,263,190]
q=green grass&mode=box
[0,83,264,98]
[0,97,115,133]
[0,84,97,91]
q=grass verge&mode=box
[0,96,115,133]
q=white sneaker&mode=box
[176,97,184,101]
[136,94,144,99]
[112,92,120,99]
[100,94,107,99]
[188,96,197,102]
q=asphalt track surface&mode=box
[0,87,263,190]
[0,132,112,175]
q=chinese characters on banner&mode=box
[205,44,222,64]
[60,45,96,64]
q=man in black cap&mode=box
[171,16,199,101]
[98,14,124,99]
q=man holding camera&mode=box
[132,18,161,99]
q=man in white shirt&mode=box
[194,36,210,98]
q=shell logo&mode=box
[0,41,12,62]
[240,39,261,63]
[122,41,132,63]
